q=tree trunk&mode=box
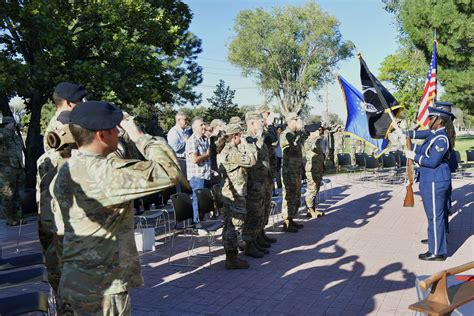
[0,92,13,117]
[24,92,44,189]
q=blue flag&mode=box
[337,75,389,158]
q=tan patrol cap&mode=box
[209,119,225,129]
[245,111,262,121]
[228,116,242,124]
[225,123,242,135]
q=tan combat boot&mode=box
[225,251,250,269]
[283,219,298,233]
[244,241,264,258]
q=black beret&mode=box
[70,101,123,131]
[305,122,322,133]
[54,82,87,102]
[57,111,71,124]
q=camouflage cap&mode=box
[285,112,300,121]
[245,111,262,122]
[225,123,242,135]
[228,116,242,124]
[259,104,270,113]
[209,119,226,129]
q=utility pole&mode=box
[325,85,330,122]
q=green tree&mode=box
[383,0,473,113]
[228,1,353,116]
[205,79,241,122]
[328,113,344,126]
[378,44,428,123]
[0,1,202,186]
[181,106,209,122]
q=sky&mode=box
[185,0,401,121]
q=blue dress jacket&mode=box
[409,127,451,183]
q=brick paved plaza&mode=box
[1,173,472,315]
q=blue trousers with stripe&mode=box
[419,180,450,256]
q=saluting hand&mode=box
[119,114,144,142]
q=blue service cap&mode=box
[305,122,322,133]
[54,82,87,103]
[428,106,455,120]
[433,101,453,113]
[57,111,71,124]
[70,101,123,131]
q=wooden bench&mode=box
[409,261,474,316]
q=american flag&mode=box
[417,41,437,127]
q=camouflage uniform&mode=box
[217,141,256,253]
[262,125,278,228]
[37,111,69,296]
[43,111,62,152]
[334,130,345,167]
[349,137,364,164]
[241,133,270,242]
[388,131,403,152]
[280,129,306,220]
[36,151,66,295]
[0,125,25,223]
[327,127,336,166]
[304,134,325,211]
[52,134,182,314]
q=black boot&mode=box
[290,218,304,229]
[244,241,264,258]
[262,231,277,244]
[283,220,298,233]
[256,236,271,248]
[253,240,269,254]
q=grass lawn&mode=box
[455,136,474,162]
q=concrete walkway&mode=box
[1,172,473,315]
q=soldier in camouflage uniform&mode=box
[334,125,345,167]
[259,105,278,245]
[349,136,364,165]
[217,124,257,269]
[0,116,25,226]
[36,111,75,298]
[209,119,226,186]
[304,123,326,218]
[241,111,271,257]
[51,101,184,315]
[280,113,306,232]
[327,123,336,167]
[44,82,87,152]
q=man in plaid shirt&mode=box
[186,117,211,223]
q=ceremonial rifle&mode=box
[403,133,414,207]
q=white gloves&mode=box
[394,128,405,139]
[405,150,415,160]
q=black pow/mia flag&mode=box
[359,56,401,139]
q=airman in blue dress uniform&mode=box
[405,106,455,261]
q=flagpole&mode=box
[433,28,437,102]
